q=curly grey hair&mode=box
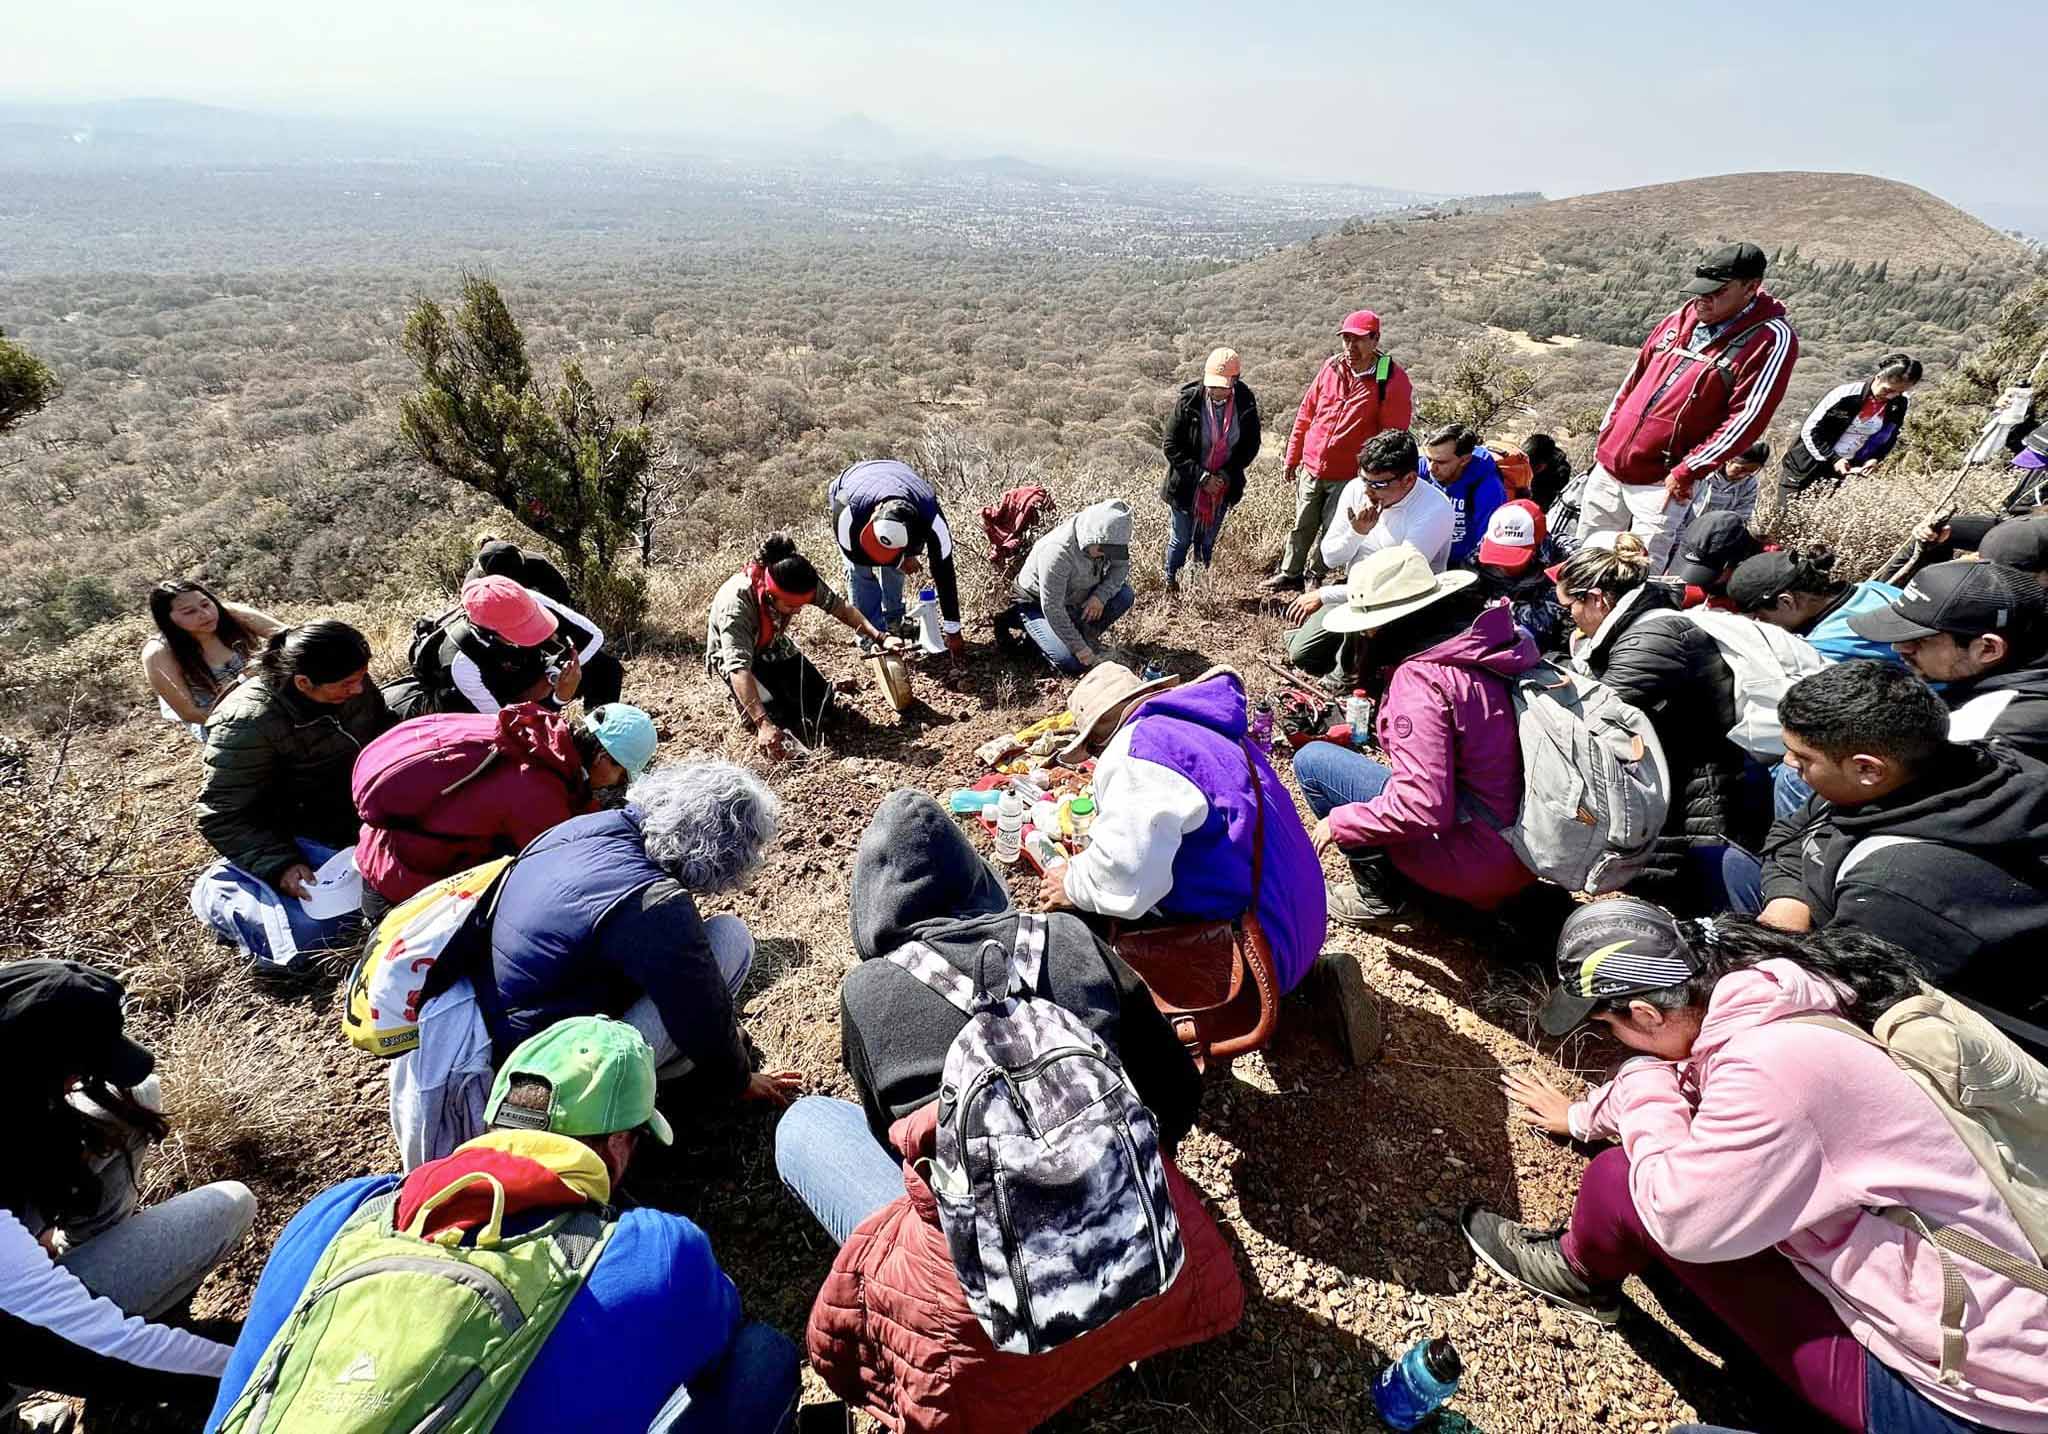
[630,759,781,893]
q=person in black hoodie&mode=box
[833,789,1202,1151]
[1762,661,2048,1054]
[1160,348,1261,591]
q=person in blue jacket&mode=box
[825,458,966,657]
[1421,423,1508,567]
[207,1018,799,1434]
[1725,546,1904,668]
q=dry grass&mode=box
[1762,460,2021,579]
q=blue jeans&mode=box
[1669,1351,2002,1433]
[1682,843,1764,916]
[188,837,359,971]
[1018,584,1135,674]
[775,1096,905,1246]
[843,561,906,632]
[1774,762,1816,819]
[1291,741,1394,819]
[645,1321,799,1434]
[1164,506,1224,581]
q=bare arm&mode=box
[142,642,209,725]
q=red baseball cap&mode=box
[1340,309,1381,338]
[1478,500,1546,570]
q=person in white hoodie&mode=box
[1462,902,2048,1434]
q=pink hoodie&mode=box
[1569,960,2048,1431]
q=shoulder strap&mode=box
[1009,911,1048,995]
[1241,739,1266,906]
[885,941,981,1016]
[1374,352,1391,402]
[1836,834,1927,884]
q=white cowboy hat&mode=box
[1322,544,1478,634]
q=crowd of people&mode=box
[10,238,2045,1434]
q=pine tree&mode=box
[0,329,59,435]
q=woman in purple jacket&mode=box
[1292,544,1539,925]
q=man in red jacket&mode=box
[1263,308,1415,593]
[1572,243,1799,571]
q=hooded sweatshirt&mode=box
[1328,602,1540,909]
[1761,742,2048,1033]
[839,791,1201,1149]
[1422,447,1509,567]
[1062,670,1329,993]
[1567,960,2048,1432]
[1012,500,1134,660]
[1940,654,2048,764]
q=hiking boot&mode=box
[1261,572,1305,594]
[1461,1205,1623,1325]
[1326,852,1407,927]
[1308,952,1382,1065]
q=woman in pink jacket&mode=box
[1291,543,1538,925]
[1462,900,2048,1434]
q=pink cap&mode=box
[461,576,557,647]
[1340,309,1381,338]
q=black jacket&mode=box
[1782,379,1910,486]
[468,541,574,607]
[839,789,1202,1151]
[1161,379,1262,511]
[1462,538,1571,655]
[1942,655,2048,765]
[1762,742,2048,1037]
[1578,581,1757,871]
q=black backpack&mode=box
[406,610,548,715]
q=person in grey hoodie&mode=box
[1011,498,1136,672]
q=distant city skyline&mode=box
[10,0,2043,220]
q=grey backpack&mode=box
[886,913,1184,1354]
[1468,659,1670,894]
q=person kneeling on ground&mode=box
[468,535,627,707]
[827,458,968,657]
[1030,664,1359,1053]
[706,532,899,760]
[0,962,256,1427]
[1761,659,2048,1055]
[1007,498,1136,673]
[390,760,798,1168]
[192,620,394,969]
[1459,498,1570,654]
[353,701,659,924]
[1292,544,1539,925]
[1464,901,2047,1434]
[209,1018,798,1434]
[398,575,607,721]
[142,580,281,738]
[838,789,1202,1150]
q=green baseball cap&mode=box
[484,1017,673,1146]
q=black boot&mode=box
[1326,851,1407,927]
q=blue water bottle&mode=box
[1373,1336,1462,1429]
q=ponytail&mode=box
[256,620,371,688]
[755,532,819,596]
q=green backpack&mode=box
[216,1170,612,1434]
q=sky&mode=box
[10,0,2045,209]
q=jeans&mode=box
[625,915,755,1081]
[1775,763,1816,819]
[1291,741,1394,819]
[775,1097,905,1246]
[189,836,360,971]
[1681,843,1764,916]
[1281,472,1344,579]
[645,1321,800,1434]
[843,561,906,632]
[1019,584,1134,674]
[1164,505,1224,581]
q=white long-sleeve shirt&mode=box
[1316,477,1455,606]
[1062,725,1211,919]
[0,1209,233,1377]
[451,593,606,715]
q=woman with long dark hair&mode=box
[0,960,256,1417]
[140,581,280,733]
[1291,542,1540,924]
[1463,901,2047,1433]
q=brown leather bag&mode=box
[1111,740,1281,1072]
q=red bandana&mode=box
[745,561,815,649]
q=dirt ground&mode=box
[12,566,1786,1434]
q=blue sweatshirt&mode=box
[205,1176,742,1434]
[1423,447,1508,566]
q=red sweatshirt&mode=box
[1594,293,1798,493]
[1284,354,1415,481]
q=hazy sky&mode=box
[12,0,2044,204]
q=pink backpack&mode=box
[352,708,563,835]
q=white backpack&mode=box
[1682,609,1831,758]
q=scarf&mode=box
[1201,392,1238,475]
[745,561,814,651]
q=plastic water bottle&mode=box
[993,790,1025,865]
[1249,700,1274,748]
[1346,689,1372,747]
[1373,1337,1462,1430]
[916,586,945,654]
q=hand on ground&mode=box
[745,1070,804,1107]
[1503,1069,1573,1137]
[944,631,966,659]
[756,725,790,760]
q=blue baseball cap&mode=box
[585,703,657,777]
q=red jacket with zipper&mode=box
[1594,292,1799,493]
[1284,353,1415,481]
[806,1103,1244,1434]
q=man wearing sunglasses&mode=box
[1568,242,1799,572]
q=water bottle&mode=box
[1373,1337,1462,1430]
[916,586,945,655]
[993,790,1025,865]
[1346,689,1372,747]
[1250,700,1274,748]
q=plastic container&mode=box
[994,791,1025,865]
[1249,701,1274,748]
[947,789,1002,815]
[1021,828,1061,872]
[916,585,945,655]
[1030,800,1062,835]
[1372,1337,1462,1430]
[1066,795,1095,838]
[1346,689,1372,747]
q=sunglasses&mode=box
[1363,474,1409,491]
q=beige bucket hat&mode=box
[1055,661,1180,765]
[1322,543,1477,635]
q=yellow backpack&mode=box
[343,858,514,1058]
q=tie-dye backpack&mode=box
[886,912,1185,1354]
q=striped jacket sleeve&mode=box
[1673,320,1799,482]
[1799,381,1865,463]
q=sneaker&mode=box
[1461,1205,1623,1325]
[1327,880,1404,927]
[1260,572,1305,594]
[1308,952,1382,1065]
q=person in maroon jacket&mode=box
[1571,243,1799,572]
[1263,308,1415,593]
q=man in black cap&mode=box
[1666,512,1764,606]
[1847,559,2048,761]
[1566,242,1798,571]
[1759,661,2048,1050]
